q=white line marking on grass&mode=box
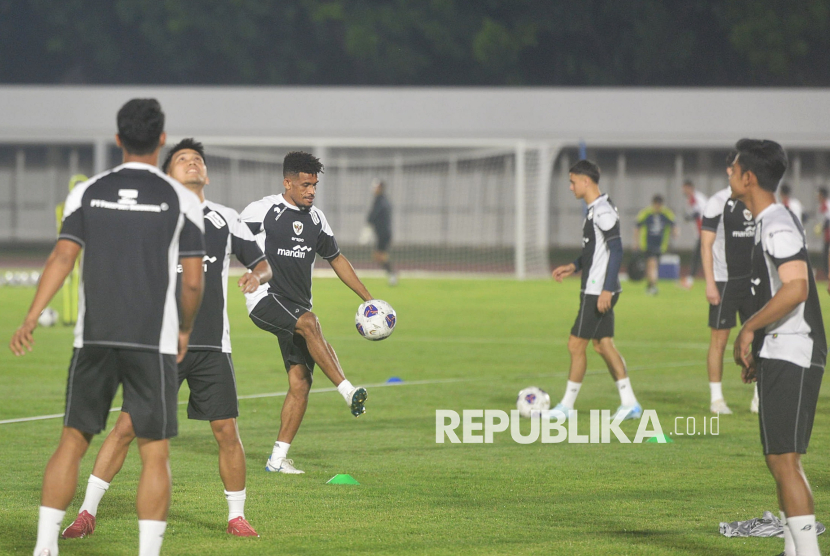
[231,333,712,350]
[0,359,709,426]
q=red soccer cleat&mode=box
[61,510,96,539]
[227,516,259,537]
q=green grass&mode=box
[1,276,829,555]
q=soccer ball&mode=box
[355,299,396,341]
[38,307,59,328]
[516,386,550,418]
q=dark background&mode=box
[2,0,829,86]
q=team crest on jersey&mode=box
[293,221,303,235]
[743,209,753,221]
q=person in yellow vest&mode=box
[55,174,87,325]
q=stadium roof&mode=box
[1,86,830,149]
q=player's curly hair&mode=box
[161,138,206,174]
[117,99,165,155]
[283,151,324,177]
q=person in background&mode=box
[634,195,677,295]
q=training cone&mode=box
[386,376,403,384]
[326,474,360,485]
[646,434,674,443]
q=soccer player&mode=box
[731,139,825,556]
[700,152,755,415]
[550,160,642,421]
[365,179,397,286]
[9,99,205,556]
[241,151,372,474]
[61,138,270,540]
[681,179,708,289]
[778,183,805,223]
[634,195,677,295]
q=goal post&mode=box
[177,138,561,279]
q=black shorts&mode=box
[178,350,239,421]
[757,358,824,455]
[64,347,178,440]
[571,292,620,340]
[376,232,392,252]
[250,294,315,373]
[708,280,754,330]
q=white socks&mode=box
[337,380,355,403]
[560,381,582,409]
[34,506,65,556]
[271,441,290,461]
[781,512,796,556]
[138,520,167,556]
[225,489,247,521]
[786,514,821,556]
[709,382,723,403]
[560,379,637,409]
[616,377,638,407]
[79,475,110,517]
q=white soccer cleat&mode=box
[265,456,305,474]
[710,399,733,415]
[611,404,643,421]
[750,389,759,414]
[540,403,571,421]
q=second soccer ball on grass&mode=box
[355,299,397,341]
[516,386,550,418]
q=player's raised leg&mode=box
[62,411,136,539]
[295,312,366,416]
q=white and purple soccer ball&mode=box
[516,386,550,418]
[355,299,396,341]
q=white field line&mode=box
[0,359,706,426]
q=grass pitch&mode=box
[1,275,829,555]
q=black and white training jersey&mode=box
[701,188,755,282]
[751,203,827,369]
[240,194,340,312]
[580,194,622,295]
[59,162,205,355]
[182,200,265,353]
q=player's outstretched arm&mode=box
[178,256,204,363]
[328,254,372,301]
[238,260,272,294]
[10,239,81,356]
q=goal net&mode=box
[190,141,555,278]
